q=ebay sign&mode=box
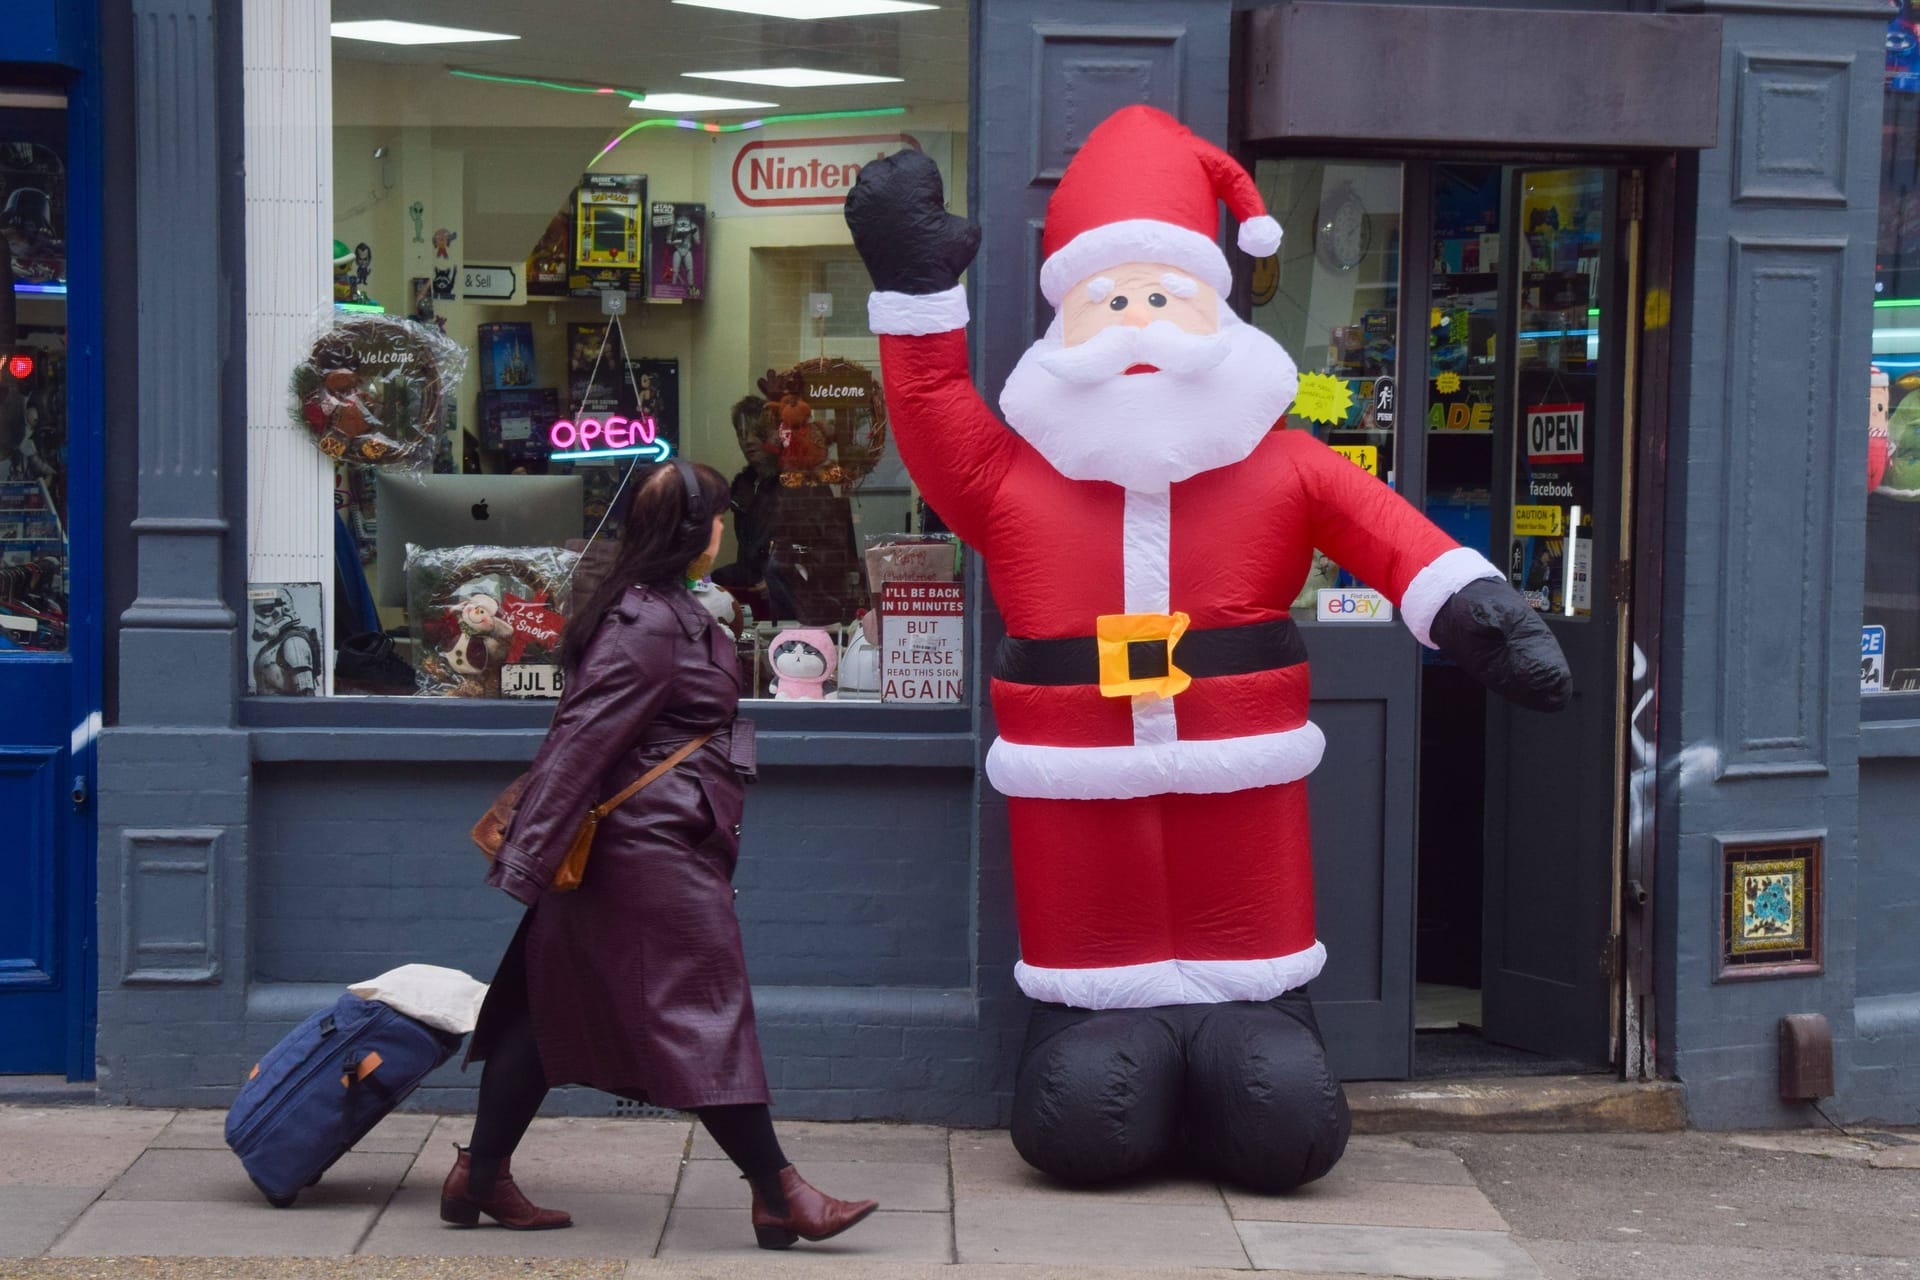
[547,414,674,462]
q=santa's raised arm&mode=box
[846,106,1569,1196]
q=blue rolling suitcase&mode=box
[226,991,463,1207]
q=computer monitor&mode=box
[374,474,585,608]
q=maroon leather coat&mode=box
[471,583,768,1108]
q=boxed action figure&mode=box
[647,202,705,300]
[477,322,536,391]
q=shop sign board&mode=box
[460,264,519,302]
[713,129,952,217]
[1316,588,1392,622]
[1863,624,1887,691]
[1526,402,1585,463]
[881,581,964,703]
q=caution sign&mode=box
[1526,402,1585,464]
[1513,505,1565,537]
[1330,444,1378,475]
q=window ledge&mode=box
[1860,714,1920,759]
[247,722,978,767]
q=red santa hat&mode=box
[1039,104,1282,308]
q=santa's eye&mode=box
[1108,295,1129,311]
[1148,293,1168,308]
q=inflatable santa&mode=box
[845,105,1570,1193]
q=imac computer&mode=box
[374,474,585,609]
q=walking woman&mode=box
[444,459,878,1250]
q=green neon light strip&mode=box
[450,68,647,99]
[1875,297,1920,308]
[590,106,907,166]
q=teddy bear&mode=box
[758,368,832,473]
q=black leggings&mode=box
[468,1009,789,1211]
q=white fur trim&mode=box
[1123,487,1177,746]
[986,722,1326,800]
[1238,214,1283,258]
[1040,219,1230,306]
[867,285,968,336]
[1016,941,1327,1009]
[1401,546,1505,648]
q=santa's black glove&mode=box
[844,149,981,295]
[1430,578,1572,713]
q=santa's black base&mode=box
[1010,990,1350,1194]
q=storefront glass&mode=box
[0,122,69,652]
[1250,160,1403,612]
[1869,12,1920,696]
[250,0,970,705]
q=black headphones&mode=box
[672,457,705,541]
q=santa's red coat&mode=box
[873,309,1500,1009]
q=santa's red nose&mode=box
[1123,363,1160,376]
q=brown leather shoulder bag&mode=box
[472,730,717,893]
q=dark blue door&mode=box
[0,89,97,1078]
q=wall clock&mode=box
[1314,184,1371,272]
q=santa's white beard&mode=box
[998,313,1300,492]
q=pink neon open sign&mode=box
[549,414,660,452]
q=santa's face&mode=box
[1000,260,1298,492]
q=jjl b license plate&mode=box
[501,663,564,699]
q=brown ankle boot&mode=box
[750,1164,878,1249]
[439,1145,573,1230]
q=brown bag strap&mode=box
[589,730,718,821]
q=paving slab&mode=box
[689,1119,949,1165]
[10,1262,627,1280]
[954,1198,1248,1268]
[1334,1136,1479,1186]
[49,1197,381,1258]
[1237,1221,1544,1279]
[1516,1234,1917,1280]
[104,1148,411,1207]
[658,1206,952,1263]
[0,1187,101,1257]
[0,1107,174,1188]
[1870,1145,1920,1170]
[358,1186,669,1257]
[150,1108,441,1156]
[676,1157,947,1211]
[1726,1130,1878,1162]
[631,1266,1354,1280]
[948,1129,1225,1206]
[1228,1177,1508,1231]
[405,1115,691,1196]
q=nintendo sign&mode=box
[713,129,952,218]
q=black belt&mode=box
[994,619,1307,687]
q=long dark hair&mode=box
[559,459,730,673]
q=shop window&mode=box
[0,134,68,653]
[247,0,972,707]
[1868,18,1920,700]
[1250,160,1404,614]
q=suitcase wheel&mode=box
[251,1175,298,1209]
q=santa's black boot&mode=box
[1010,1004,1185,1185]
[1181,992,1350,1193]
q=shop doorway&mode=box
[0,90,96,1078]
[1250,158,1646,1079]
[1415,164,1640,1075]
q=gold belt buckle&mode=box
[1095,611,1193,700]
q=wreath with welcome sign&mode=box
[289,313,467,469]
[757,357,888,488]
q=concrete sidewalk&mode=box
[0,1106,1915,1279]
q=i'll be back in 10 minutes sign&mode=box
[880,582,964,703]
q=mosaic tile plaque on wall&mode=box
[1718,836,1822,979]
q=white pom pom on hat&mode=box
[1037,105,1283,306]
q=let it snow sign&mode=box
[881,581,964,703]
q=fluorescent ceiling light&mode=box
[684,68,904,87]
[630,92,779,112]
[331,20,518,45]
[672,0,937,20]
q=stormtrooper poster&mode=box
[647,202,705,300]
[246,583,323,696]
